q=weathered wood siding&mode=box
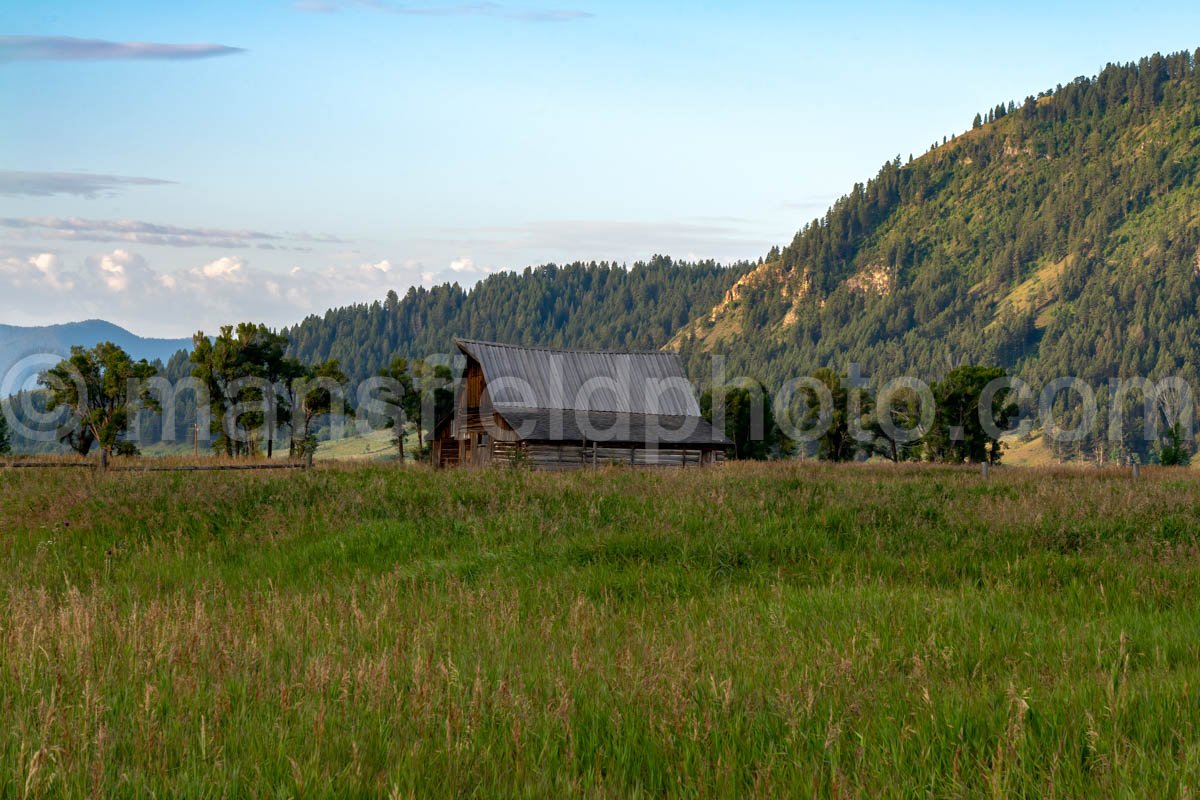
[488,441,722,471]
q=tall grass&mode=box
[2,462,1199,797]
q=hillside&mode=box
[283,256,748,382]
[674,50,1200,400]
[0,320,191,391]
[284,49,1200,432]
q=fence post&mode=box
[98,448,108,473]
[981,461,990,480]
[1132,462,1140,480]
[305,450,313,471]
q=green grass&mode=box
[2,462,1200,797]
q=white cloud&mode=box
[0,249,430,336]
[30,253,74,291]
[362,259,392,275]
[0,252,77,292]
[446,256,501,277]
[93,249,145,292]
[193,256,247,283]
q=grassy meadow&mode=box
[2,461,1200,797]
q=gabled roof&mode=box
[455,338,702,417]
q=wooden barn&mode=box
[432,339,730,469]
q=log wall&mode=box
[488,441,723,470]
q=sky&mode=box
[2,1,1200,337]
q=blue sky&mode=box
[2,0,1200,335]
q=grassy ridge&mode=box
[2,463,1200,796]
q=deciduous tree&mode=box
[797,368,867,462]
[39,342,159,457]
[295,359,352,457]
[190,323,289,457]
[925,366,1014,464]
[700,384,787,460]
[868,384,927,462]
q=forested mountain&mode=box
[286,48,1200,430]
[283,257,747,382]
[0,320,191,391]
[675,49,1200,399]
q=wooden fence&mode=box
[0,454,314,473]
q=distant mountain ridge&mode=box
[0,320,191,391]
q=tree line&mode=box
[703,365,1014,464]
[25,326,451,462]
[703,364,1191,466]
[14,345,1192,466]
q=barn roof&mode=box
[455,338,703,417]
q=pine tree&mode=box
[1158,423,1192,466]
[0,403,10,454]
